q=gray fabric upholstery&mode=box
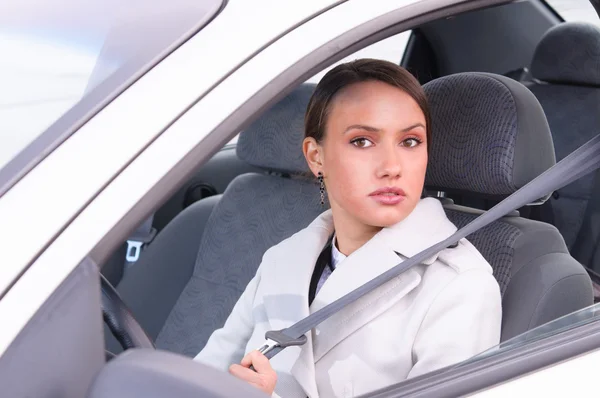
[423,73,555,197]
[237,84,315,174]
[428,72,593,341]
[108,195,223,353]
[527,79,600,253]
[444,208,521,296]
[111,84,323,357]
[525,21,600,263]
[572,171,600,272]
[155,173,323,356]
[531,22,600,86]
[444,204,593,341]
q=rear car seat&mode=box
[525,22,600,271]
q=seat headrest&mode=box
[531,22,600,86]
[237,84,315,174]
[424,72,555,197]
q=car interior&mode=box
[8,0,597,397]
[100,0,600,341]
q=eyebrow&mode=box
[343,123,426,134]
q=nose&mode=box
[375,143,402,179]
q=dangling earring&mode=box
[318,172,325,206]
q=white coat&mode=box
[195,197,502,398]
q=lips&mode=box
[368,187,407,205]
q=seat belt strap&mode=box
[125,215,157,264]
[256,133,600,360]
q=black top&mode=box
[308,234,335,306]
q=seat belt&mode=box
[254,133,600,360]
[125,215,157,264]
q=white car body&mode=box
[0,0,599,396]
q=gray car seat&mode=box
[423,72,593,340]
[525,22,600,271]
[109,73,592,356]
[108,85,324,355]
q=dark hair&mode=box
[304,59,431,149]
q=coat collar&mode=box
[309,197,458,305]
[378,196,458,260]
[263,198,456,397]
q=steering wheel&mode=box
[101,275,154,354]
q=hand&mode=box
[229,350,277,395]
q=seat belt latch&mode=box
[126,240,144,263]
[126,228,157,263]
[257,330,307,356]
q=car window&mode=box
[226,31,412,145]
[458,302,600,369]
[0,0,222,182]
[545,0,600,25]
[305,31,412,83]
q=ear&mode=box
[302,137,324,177]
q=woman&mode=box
[195,59,502,397]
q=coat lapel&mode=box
[310,198,458,362]
[262,210,334,398]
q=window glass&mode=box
[0,0,221,177]
[462,303,600,366]
[545,0,600,25]
[306,31,412,83]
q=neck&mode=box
[331,205,382,257]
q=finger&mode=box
[239,353,256,373]
[230,362,277,395]
[240,350,268,368]
[246,351,273,374]
[240,351,255,368]
[229,364,262,384]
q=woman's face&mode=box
[304,80,428,229]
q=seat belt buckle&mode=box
[126,228,157,263]
[126,240,144,263]
[256,330,308,356]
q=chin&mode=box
[363,208,411,228]
[362,197,423,227]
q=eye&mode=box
[350,137,374,148]
[401,137,422,148]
